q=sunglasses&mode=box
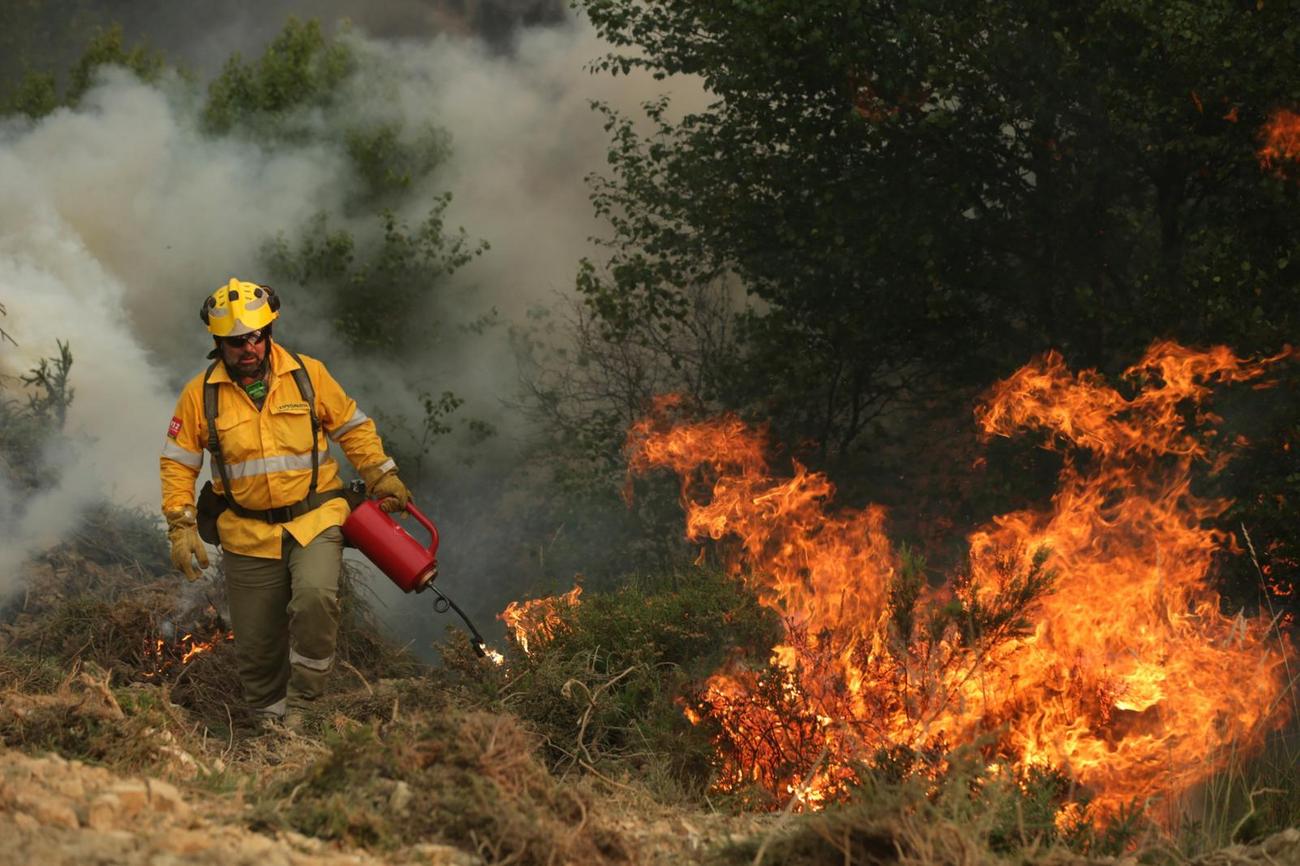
[219,328,269,348]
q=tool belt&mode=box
[196,482,348,544]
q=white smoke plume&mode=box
[0,17,704,610]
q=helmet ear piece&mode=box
[261,285,281,313]
[199,296,215,325]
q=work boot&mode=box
[283,707,306,732]
[251,698,288,736]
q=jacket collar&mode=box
[207,341,299,385]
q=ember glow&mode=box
[143,628,235,678]
[1258,108,1300,172]
[498,584,583,655]
[628,343,1294,818]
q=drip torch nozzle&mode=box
[429,585,488,658]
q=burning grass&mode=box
[708,749,1164,866]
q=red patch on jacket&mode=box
[167,416,182,438]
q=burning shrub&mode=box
[626,342,1296,823]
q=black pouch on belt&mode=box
[343,479,367,511]
[196,480,227,545]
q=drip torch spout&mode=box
[428,584,489,658]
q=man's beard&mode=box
[227,343,270,381]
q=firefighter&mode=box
[160,278,410,730]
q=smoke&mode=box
[0,15,706,632]
[0,67,346,592]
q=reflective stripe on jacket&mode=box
[160,343,394,558]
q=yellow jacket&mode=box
[160,343,394,558]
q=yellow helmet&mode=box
[200,278,280,337]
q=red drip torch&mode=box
[341,489,488,657]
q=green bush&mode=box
[203,18,353,135]
[446,567,780,801]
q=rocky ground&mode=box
[3,745,1299,866]
[0,748,478,866]
[0,746,777,866]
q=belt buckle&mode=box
[267,505,293,524]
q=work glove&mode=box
[164,506,209,581]
[362,464,412,514]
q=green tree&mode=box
[0,339,74,492]
[203,17,354,135]
[263,201,487,356]
[208,17,485,353]
[2,22,165,118]
[577,0,1300,466]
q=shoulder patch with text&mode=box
[167,416,183,438]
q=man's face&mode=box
[218,328,269,378]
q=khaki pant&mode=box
[223,525,344,717]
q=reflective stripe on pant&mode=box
[223,525,343,714]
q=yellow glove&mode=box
[361,464,411,514]
[165,506,209,581]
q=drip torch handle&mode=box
[404,502,440,557]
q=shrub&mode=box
[444,567,780,801]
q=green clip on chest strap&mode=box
[202,349,343,523]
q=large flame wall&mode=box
[626,343,1293,817]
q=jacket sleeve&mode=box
[160,381,207,513]
[311,359,395,476]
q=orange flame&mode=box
[627,343,1293,817]
[498,584,583,655]
[143,628,235,677]
[1258,108,1300,172]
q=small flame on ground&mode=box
[143,628,235,678]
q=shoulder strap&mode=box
[286,349,320,494]
[203,360,245,514]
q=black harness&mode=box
[201,349,344,524]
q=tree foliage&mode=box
[263,202,486,356]
[577,0,1300,460]
[1,23,164,118]
[202,18,353,135]
[0,340,75,493]
[566,0,1300,619]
